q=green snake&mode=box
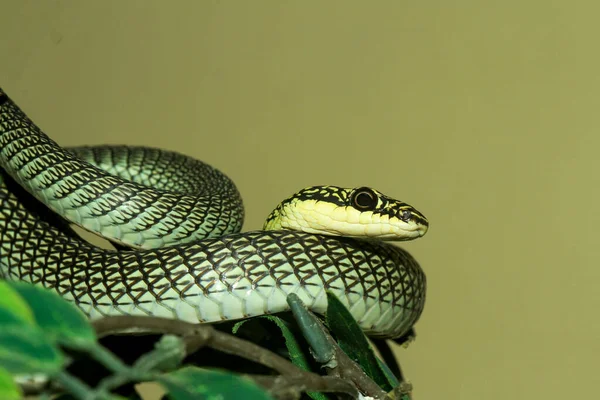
[0,87,428,340]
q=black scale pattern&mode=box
[0,92,244,248]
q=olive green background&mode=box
[1,1,598,399]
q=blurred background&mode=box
[1,1,598,399]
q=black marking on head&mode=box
[266,185,429,228]
[350,187,378,211]
[264,186,348,224]
[0,89,8,106]
[280,186,349,207]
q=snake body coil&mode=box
[0,88,426,339]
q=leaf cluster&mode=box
[0,281,415,400]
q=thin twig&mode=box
[333,349,388,398]
[53,371,105,400]
[91,316,210,354]
[389,381,413,400]
[92,316,198,337]
[205,324,302,376]
[246,374,357,400]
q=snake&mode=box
[0,87,428,340]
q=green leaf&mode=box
[0,367,22,400]
[233,316,329,400]
[159,366,273,400]
[377,356,400,387]
[325,291,394,391]
[0,281,36,326]
[233,316,310,371]
[0,283,66,375]
[7,281,96,349]
[0,327,64,374]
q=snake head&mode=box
[263,185,429,241]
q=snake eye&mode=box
[351,187,378,211]
[400,210,412,222]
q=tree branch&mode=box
[247,374,357,400]
[308,313,389,399]
[91,315,365,398]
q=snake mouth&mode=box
[397,229,427,240]
[387,221,428,241]
[339,220,428,241]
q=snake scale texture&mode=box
[0,88,426,339]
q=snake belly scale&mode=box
[0,88,427,339]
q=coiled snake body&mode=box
[0,88,427,339]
